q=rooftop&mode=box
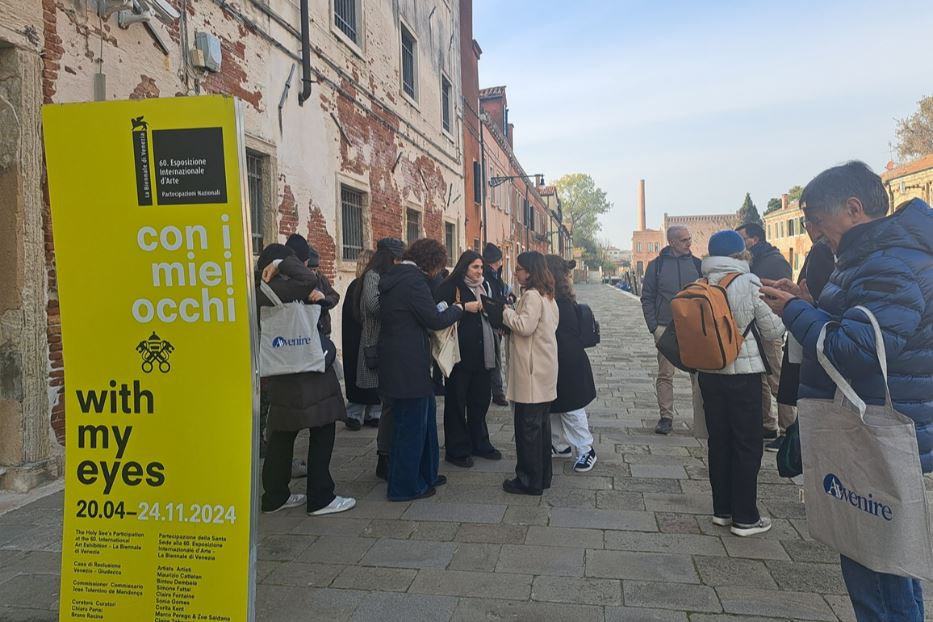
[479,85,506,98]
[882,154,933,182]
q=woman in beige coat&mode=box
[502,251,559,495]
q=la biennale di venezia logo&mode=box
[823,473,894,521]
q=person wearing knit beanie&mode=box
[707,230,746,258]
[482,243,503,264]
[285,233,311,264]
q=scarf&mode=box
[464,274,496,370]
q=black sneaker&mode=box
[502,478,542,496]
[551,445,573,459]
[474,448,502,460]
[573,449,597,473]
[765,435,785,453]
[445,455,474,468]
[363,418,380,428]
[345,419,362,431]
[492,394,509,406]
[654,418,673,435]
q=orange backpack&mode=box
[670,273,745,370]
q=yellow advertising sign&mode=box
[42,95,257,622]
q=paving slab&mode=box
[262,561,344,587]
[350,591,458,622]
[715,586,837,620]
[586,550,699,583]
[450,597,603,622]
[401,502,505,524]
[524,526,604,549]
[603,531,726,556]
[359,539,456,569]
[447,542,500,572]
[531,575,621,606]
[548,507,658,531]
[693,555,777,588]
[496,544,585,577]
[453,522,527,544]
[409,568,532,600]
[622,581,721,613]
[604,607,688,622]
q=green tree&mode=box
[554,173,612,245]
[787,185,803,202]
[764,197,782,214]
[737,193,762,226]
[895,95,933,161]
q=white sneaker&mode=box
[551,445,573,459]
[711,514,732,526]
[263,493,306,513]
[309,496,357,516]
[730,517,772,537]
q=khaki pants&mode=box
[761,337,795,433]
[654,327,704,427]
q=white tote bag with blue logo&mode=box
[258,281,326,377]
[798,306,933,580]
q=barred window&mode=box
[246,150,266,255]
[341,185,364,261]
[400,24,416,99]
[473,161,482,204]
[334,0,359,44]
[406,208,421,244]
[441,76,451,132]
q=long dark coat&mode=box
[377,263,463,399]
[550,296,597,413]
[341,278,380,405]
[256,256,346,431]
[434,278,491,372]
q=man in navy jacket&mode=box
[761,161,933,622]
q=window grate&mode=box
[472,161,482,204]
[406,208,421,244]
[246,151,264,255]
[341,185,364,261]
[401,25,416,98]
[334,0,358,43]
[441,77,451,132]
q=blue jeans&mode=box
[840,555,924,621]
[387,397,438,501]
[346,402,381,423]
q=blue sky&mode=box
[473,0,933,249]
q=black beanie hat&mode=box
[377,237,406,259]
[482,242,502,263]
[285,233,311,264]
[306,246,321,268]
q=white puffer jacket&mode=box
[700,256,785,375]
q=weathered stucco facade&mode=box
[0,0,465,490]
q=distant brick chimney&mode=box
[637,179,646,231]
[781,193,789,210]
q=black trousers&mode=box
[444,365,495,459]
[698,373,763,525]
[377,395,396,455]
[261,423,336,513]
[513,402,553,491]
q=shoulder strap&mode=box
[718,272,742,289]
[259,281,283,307]
[455,285,461,304]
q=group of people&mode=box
[642,161,933,621]
[255,234,600,513]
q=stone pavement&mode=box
[1,284,929,621]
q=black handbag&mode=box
[363,345,379,370]
[655,324,695,373]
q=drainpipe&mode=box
[298,0,312,105]
[480,122,487,246]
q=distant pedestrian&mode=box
[356,238,405,479]
[502,251,559,496]
[545,255,598,472]
[341,250,380,431]
[697,230,784,537]
[378,239,480,501]
[435,250,502,468]
[256,244,355,516]
[640,226,704,435]
[735,223,793,446]
[483,243,510,406]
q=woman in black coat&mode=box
[545,255,598,473]
[256,244,355,516]
[435,250,501,467]
[341,250,381,431]
[378,239,481,501]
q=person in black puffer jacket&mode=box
[255,244,355,517]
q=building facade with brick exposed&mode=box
[882,154,933,209]
[0,0,465,491]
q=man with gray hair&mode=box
[640,226,704,434]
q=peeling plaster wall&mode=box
[0,0,464,472]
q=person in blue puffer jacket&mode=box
[760,161,933,622]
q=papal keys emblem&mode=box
[136,332,174,373]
